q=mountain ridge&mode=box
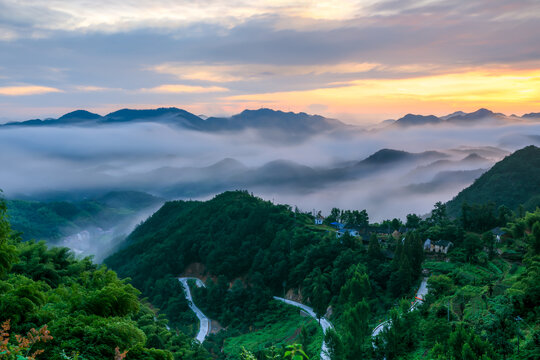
[446,145,540,216]
[1,107,347,135]
[390,108,537,128]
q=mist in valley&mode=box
[1,113,539,259]
[2,116,538,206]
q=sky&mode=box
[1,0,539,124]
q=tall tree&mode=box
[339,266,371,305]
[0,198,17,278]
[405,213,421,229]
[342,300,370,359]
[307,267,331,321]
[482,231,496,259]
[430,202,448,224]
[367,233,383,263]
[530,221,540,255]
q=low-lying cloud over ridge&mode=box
[1,107,539,221]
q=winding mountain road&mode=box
[177,276,334,359]
[371,277,429,339]
[273,296,334,360]
[178,277,210,343]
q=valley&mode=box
[1,144,539,360]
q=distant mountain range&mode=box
[387,108,537,128]
[3,107,538,134]
[122,148,452,198]
[1,107,349,140]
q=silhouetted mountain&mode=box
[1,107,347,139]
[58,110,101,122]
[358,149,447,166]
[392,114,441,127]
[405,152,491,182]
[522,112,540,119]
[446,145,540,216]
[445,108,503,123]
[101,107,205,128]
[387,108,513,128]
[462,153,489,163]
[203,108,347,133]
[4,109,102,127]
[440,111,466,120]
[132,148,450,198]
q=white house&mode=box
[430,240,453,254]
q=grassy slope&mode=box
[223,303,323,360]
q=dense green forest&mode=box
[2,145,540,360]
[0,198,209,360]
[6,191,162,242]
[446,145,540,217]
[106,185,540,359]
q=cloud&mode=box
[141,84,229,93]
[150,62,380,83]
[0,1,539,121]
[0,118,538,223]
[0,26,18,41]
[74,85,118,92]
[0,85,62,96]
[222,67,540,119]
[0,0,366,36]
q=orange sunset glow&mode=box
[0,1,539,123]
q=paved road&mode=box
[274,296,334,360]
[178,277,210,343]
[177,277,334,358]
[371,277,429,339]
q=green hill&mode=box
[105,191,306,293]
[6,191,163,242]
[446,145,540,217]
[0,198,207,360]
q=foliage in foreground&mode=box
[0,198,209,360]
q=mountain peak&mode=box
[105,107,183,118]
[471,108,494,116]
[58,110,101,121]
[445,108,498,122]
[440,111,466,120]
[522,112,540,119]
[361,149,412,164]
[461,153,488,162]
[393,113,441,127]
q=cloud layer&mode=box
[1,118,539,221]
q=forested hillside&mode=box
[0,198,209,360]
[6,191,163,242]
[446,145,540,217]
[2,148,539,360]
[105,191,418,358]
[106,186,540,360]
